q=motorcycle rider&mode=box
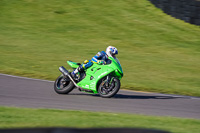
[71,46,118,79]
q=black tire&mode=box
[54,75,75,94]
[98,77,120,98]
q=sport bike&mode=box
[54,57,123,98]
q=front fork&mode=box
[105,75,114,87]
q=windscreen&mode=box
[115,58,121,67]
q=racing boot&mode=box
[71,66,84,80]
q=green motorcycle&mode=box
[54,57,123,98]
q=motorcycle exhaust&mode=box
[59,66,80,88]
[59,66,69,76]
[59,66,94,93]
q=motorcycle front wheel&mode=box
[54,75,75,94]
[98,77,120,98]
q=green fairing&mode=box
[67,57,123,94]
[67,61,80,69]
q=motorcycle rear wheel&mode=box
[54,75,75,94]
[98,77,120,98]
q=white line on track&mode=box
[122,88,200,100]
[0,73,54,83]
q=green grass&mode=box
[0,106,200,133]
[0,0,200,96]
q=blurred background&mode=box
[0,0,200,133]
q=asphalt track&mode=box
[0,74,200,119]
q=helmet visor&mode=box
[112,53,116,58]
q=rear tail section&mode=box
[67,61,80,69]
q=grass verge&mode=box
[0,106,200,133]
